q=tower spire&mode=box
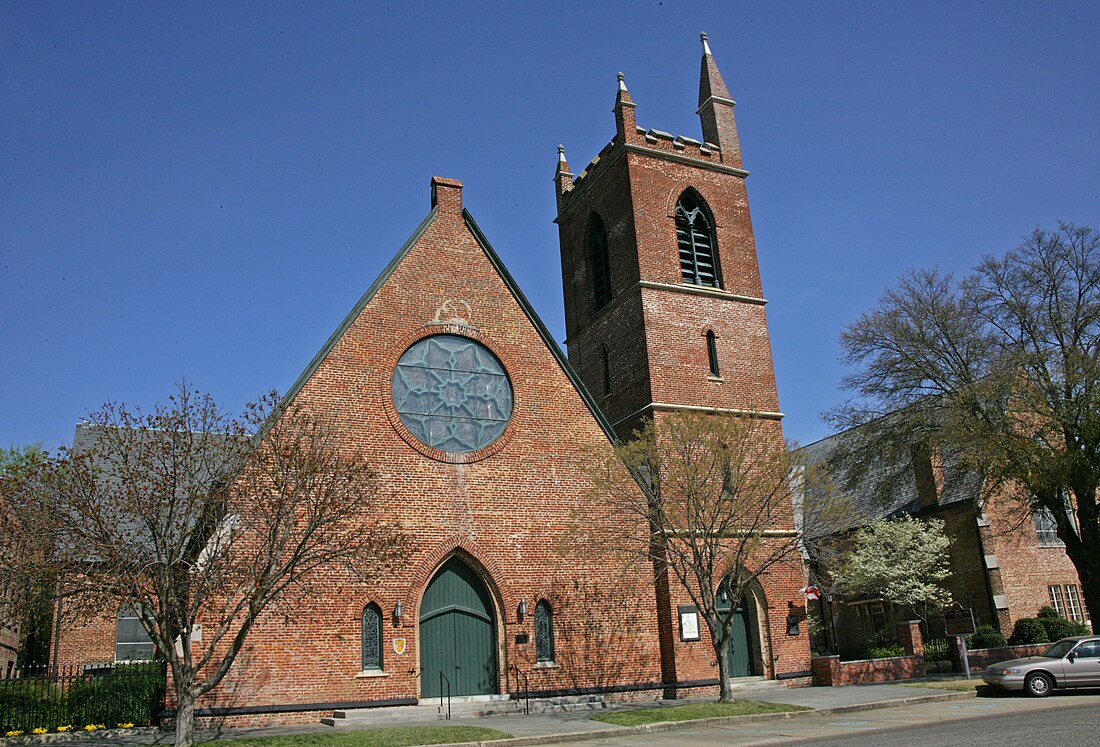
[554,144,574,210]
[613,71,637,142]
[696,32,742,169]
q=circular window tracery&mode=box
[392,334,514,455]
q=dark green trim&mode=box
[278,206,440,410]
[462,209,619,444]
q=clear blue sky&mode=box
[3,1,1098,450]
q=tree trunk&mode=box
[174,687,197,747]
[1075,552,1100,635]
[715,633,732,702]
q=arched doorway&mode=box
[420,557,497,697]
[717,582,760,678]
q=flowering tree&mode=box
[832,515,953,625]
[0,385,404,747]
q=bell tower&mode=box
[555,33,783,440]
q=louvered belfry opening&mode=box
[589,213,613,310]
[676,191,720,287]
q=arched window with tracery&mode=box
[589,214,613,311]
[676,191,720,287]
[362,603,383,671]
[534,600,555,663]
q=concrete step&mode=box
[322,693,609,727]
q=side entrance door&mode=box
[420,557,497,698]
[717,588,756,678]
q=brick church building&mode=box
[55,36,811,723]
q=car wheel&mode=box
[1025,672,1053,697]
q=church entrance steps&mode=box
[723,676,791,695]
[321,694,610,727]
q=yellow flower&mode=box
[83,724,98,731]
[33,727,49,734]
[57,725,73,732]
[118,722,135,729]
[5,731,25,737]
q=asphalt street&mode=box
[539,692,1100,746]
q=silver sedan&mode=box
[983,635,1100,696]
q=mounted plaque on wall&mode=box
[679,605,701,642]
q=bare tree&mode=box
[579,412,844,702]
[830,222,1100,632]
[1,385,404,747]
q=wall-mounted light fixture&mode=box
[518,598,528,622]
[394,601,404,622]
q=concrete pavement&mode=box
[4,681,1096,746]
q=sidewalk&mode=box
[2,682,978,746]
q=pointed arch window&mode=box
[589,214,613,311]
[362,603,383,671]
[706,330,720,377]
[534,600,555,663]
[676,191,720,287]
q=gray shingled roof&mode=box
[798,426,984,537]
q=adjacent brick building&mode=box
[54,35,811,721]
[800,429,1090,657]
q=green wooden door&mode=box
[717,590,755,678]
[420,558,497,698]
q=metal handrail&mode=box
[438,670,451,720]
[511,665,530,715]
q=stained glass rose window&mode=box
[392,335,513,454]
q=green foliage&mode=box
[868,643,906,658]
[833,516,953,621]
[1037,606,1060,619]
[1009,618,1049,645]
[1040,615,1090,641]
[66,664,166,729]
[0,664,164,733]
[968,624,1008,649]
[922,637,952,661]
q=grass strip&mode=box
[898,678,982,691]
[590,699,807,726]
[198,725,512,746]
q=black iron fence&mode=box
[922,637,952,662]
[0,662,166,734]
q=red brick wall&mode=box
[812,654,925,687]
[980,485,1086,630]
[556,64,801,693]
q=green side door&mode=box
[717,589,755,678]
[420,558,497,698]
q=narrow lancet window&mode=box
[589,214,613,310]
[706,330,720,377]
[362,603,383,671]
[534,600,555,663]
[602,345,612,395]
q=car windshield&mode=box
[1041,639,1077,658]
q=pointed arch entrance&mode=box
[717,578,764,678]
[420,557,498,698]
